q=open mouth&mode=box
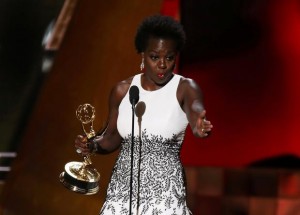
[157,73,165,79]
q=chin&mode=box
[155,79,168,86]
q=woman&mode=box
[75,15,213,215]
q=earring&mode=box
[140,58,144,71]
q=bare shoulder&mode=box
[178,76,199,90]
[110,76,134,104]
[178,76,201,95]
[177,76,203,105]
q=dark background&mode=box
[0,0,63,153]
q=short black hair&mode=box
[134,15,186,53]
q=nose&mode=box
[158,58,166,69]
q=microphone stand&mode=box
[129,99,136,215]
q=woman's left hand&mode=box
[195,110,213,137]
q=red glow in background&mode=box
[162,0,300,167]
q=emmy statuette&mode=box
[59,104,100,195]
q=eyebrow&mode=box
[148,50,176,54]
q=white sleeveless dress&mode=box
[100,73,191,215]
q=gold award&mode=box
[59,104,100,195]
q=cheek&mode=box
[167,61,176,70]
[145,61,157,70]
[169,61,175,67]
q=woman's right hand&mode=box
[74,135,90,156]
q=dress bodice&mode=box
[117,73,188,143]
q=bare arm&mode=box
[75,78,132,155]
[177,78,213,138]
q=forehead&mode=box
[145,37,177,52]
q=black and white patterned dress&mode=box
[100,74,191,215]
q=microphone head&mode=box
[129,85,139,105]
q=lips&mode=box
[157,73,165,79]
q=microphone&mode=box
[128,85,139,214]
[129,85,139,105]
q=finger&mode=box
[75,135,87,143]
[203,121,212,128]
[75,139,86,148]
[76,145,90,155]
[75,136,81,144]
[199,129,208,137]
[78,135,87,142]
[202,117,213,128]
[75,135,90,155]
[196,122,207,136]
[196,117,203,130]
[200,122,210,137]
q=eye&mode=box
[150,55,159,60]
[166,55,175,61]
